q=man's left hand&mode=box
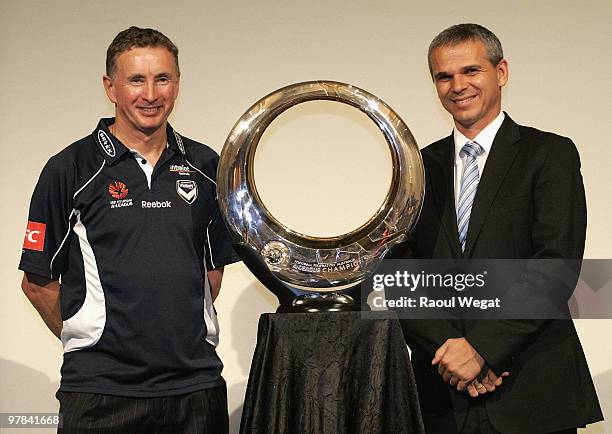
[461,368,510,397]
[432,337,486,384]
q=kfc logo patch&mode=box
[23,221,46,251]
[176,180,198,204]
[109,181,129,199]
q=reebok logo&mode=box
[141,200,172,209]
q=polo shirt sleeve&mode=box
[19,155,74,280]
[204,191,240,271]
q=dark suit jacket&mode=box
[399,114,603,434]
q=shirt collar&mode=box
[92,118,130,164]
[167,124,186,155]
[453,111,505,159]
[92,118,186,164]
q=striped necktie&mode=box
[457,141,484,252]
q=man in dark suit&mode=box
[399,24,603,434]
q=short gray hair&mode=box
[428,24,503,76]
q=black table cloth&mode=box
[240,311,424,434]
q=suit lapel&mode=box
[429,135,462,257]
[463,115,521,257]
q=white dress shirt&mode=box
[453,111,505,209]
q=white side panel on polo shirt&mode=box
[61,210,106,353]
[203,265,219,347]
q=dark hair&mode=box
[106,26,179,77]
[428,24,503,76]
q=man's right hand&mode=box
[432,337,486,384]
[21,273,62,339]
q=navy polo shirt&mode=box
[19,118,239,397]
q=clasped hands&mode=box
[432,338,510,398]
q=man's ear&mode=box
[103,75,116,104]
[497,59,509,87]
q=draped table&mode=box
[239,311,425,434]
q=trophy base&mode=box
[277,293,360,313]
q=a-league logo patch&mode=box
[108,181,133,209]
[108,181,129,199]
[176,180,198,204]
[23,221,46,251]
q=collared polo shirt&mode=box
[19,118,239,397]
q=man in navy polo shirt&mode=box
[19,26,238,433]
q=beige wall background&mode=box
[1,1,610,433]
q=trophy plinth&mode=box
[276,293,357,313]
[217,81,424,310]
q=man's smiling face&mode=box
[430,39,508,137]
[103,46,180,137]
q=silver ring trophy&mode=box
[217,81,424,312]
